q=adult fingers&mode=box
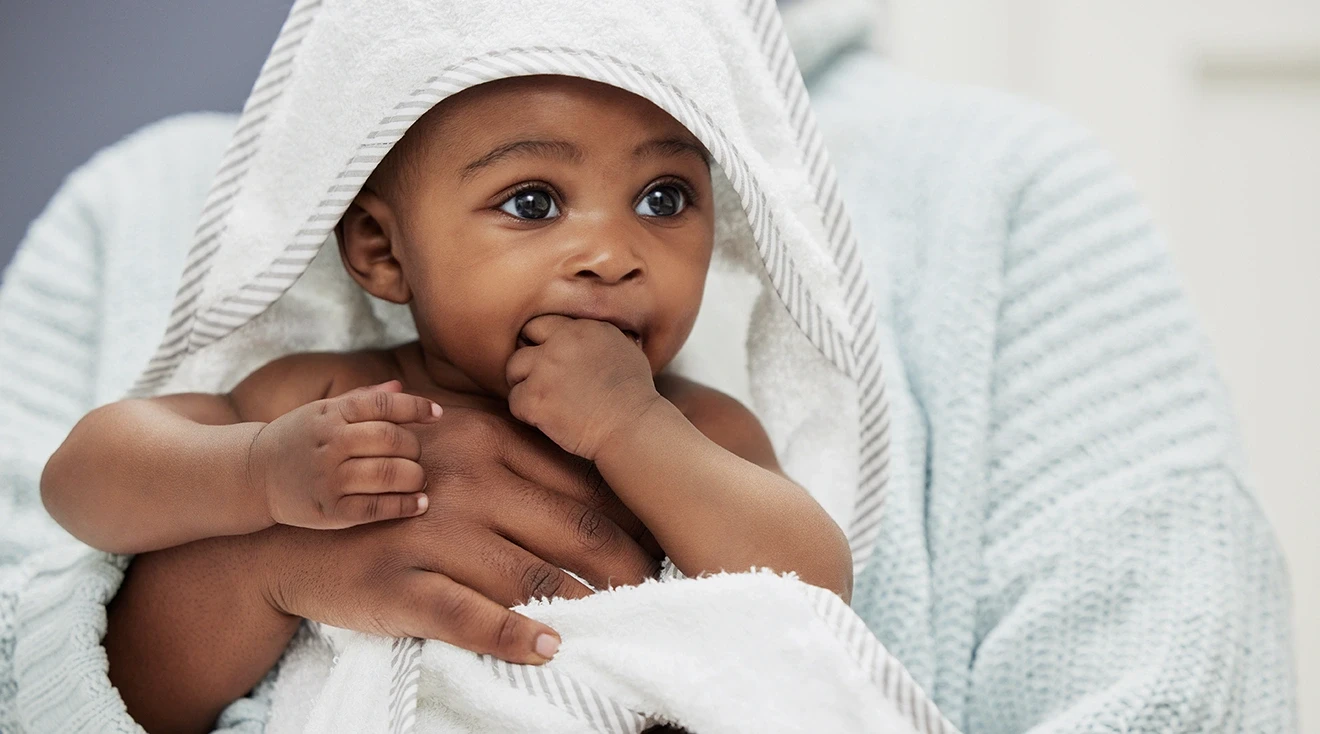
[338,457,427,494]
[396,570,562,665]
[339,421,422,460]
[441,535,595,607]
[336,386,441,425]
[491,475,658,589]
[519,314,574,346]
[333,492,429,525]
[499,428,651,545]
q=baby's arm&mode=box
[506,317,852,600]
[601,376,853,600]
[41,354,438,553]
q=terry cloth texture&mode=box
[0,0,1298,731]
[270,573,954,734]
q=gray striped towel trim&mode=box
[387,637,424,734]
[738,0,892,575]
[802,585,957,734]
[481,653,658,733]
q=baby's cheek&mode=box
[423,302,509,390]
[656,307,701,371]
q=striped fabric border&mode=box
[386,637,423,734]
[479,653,659,733]
[377,582,957,734]
[132,0,323,391]
[802,585,957,734]
[135,45,856,391]
[740,0,892,574]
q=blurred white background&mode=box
[883,0,1318,727]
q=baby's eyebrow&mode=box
[460,139,584,181]
[633,138,711,168]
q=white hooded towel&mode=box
[127,0,949,731]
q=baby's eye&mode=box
[499,189,560,220]
[635,185,687,217]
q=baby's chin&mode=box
[646,343,682,377]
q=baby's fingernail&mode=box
[534,633,560,659]
[415,494,428,513]
[430,403,443,418]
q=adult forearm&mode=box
[595,400,851,599]
[105,532,299,734]
[41,399,270,553]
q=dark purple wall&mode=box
[1,1,295,269]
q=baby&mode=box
[41,76,851,646]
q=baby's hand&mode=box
[506,315,660,461]
[248,380,442,529]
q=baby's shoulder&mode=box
[656,374,746,421]
[231,349,401,420]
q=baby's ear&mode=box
[337,188,412,304]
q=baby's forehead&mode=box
[404,76,706,167]
[368,75,709,205]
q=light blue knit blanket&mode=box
[0,48,1297,734]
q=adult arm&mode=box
[967,114,1297,733]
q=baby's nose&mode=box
[569,244,644,284]
[575,260,642,284]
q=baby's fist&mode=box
[248,381,442,529]
[505,315,659,460]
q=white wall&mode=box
[885,1,1318,728]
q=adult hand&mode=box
[261,404,661,663]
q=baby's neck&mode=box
[386,341,507,412]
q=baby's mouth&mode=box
[516,326,644,350]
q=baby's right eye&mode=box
[499,188,560,220]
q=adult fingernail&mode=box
[534,633,560,659]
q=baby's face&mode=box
[384,76,714,397]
